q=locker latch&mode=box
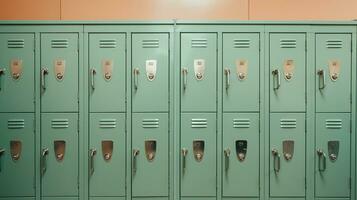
[146,60,157,81]
[54,59,65,81]
[0,148,5,172]
[236,59,248,80]
[283,140,294,161]
[10,140,21,161]
[283,59,294,81]
[102,59,113,81]
[102,140,113,161]
[145,140,156,162]
[236,140,247,162]
[328,140,339,161]
[10,59,22,80]
[54,140,65,161]
[328,60,340,81]
[194,59,205,80]
[193,140,204,162]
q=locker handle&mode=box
[90,68,96,89]
[0,68,5,90]
[317,69,326,89]
[224,148,230,171]
[89,148,97,176]
[133,68,139,90]
[272,69,281,90]
[41,68,49,90]
[41,148,49,175]
[132,149,140,173]
[0,148,5,172]
[272,148,280,173]
[317,149,326,172]
[224,68,230,89]
[182,68,188,90]
[182,148,188,174]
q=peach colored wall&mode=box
[0,0,356,20]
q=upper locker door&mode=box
[132,113,169,196]
[89,33,126,112]
[0,34,35,112]
[270,33,306,112]
[0,113,35,197]
[181,33,217,112]
[180,113,216,197]
[315,34,351,112]
[315,113,350,198]
[223,33,260,112]
[40,33,78,112]
[132,33,169,112]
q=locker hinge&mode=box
[305,40,307,51]
[33,176,36,189]
[349,177,352,189]
[305,178,307,189]
[77,119,80,133]
[33,119,36,133]
[77,176,80,189]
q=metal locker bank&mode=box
[0,21,355,200]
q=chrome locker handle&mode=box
[90,68,96,90]
[182,68,188,90]
[272,148,280,173]
[41,68,49,90]
[0,68,5,90]
[272,69,281,90]
[224,68,230,90]
[317,69,326,89]
[0,148,5,172]
[133,68,139,90]
[317,149,326,172]
[133,149,140,173]
[41,148,49,175]
[224,148,230,171]
[182,148,188,174]
[89,148,97,176]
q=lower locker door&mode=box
[89,113,126,197]
[222,113,259,197]
[0,113,35,197]
[315,113,350,198]
[270,113,306,197]
[180,113,216,197]
[41,113,78,196]
[132,113,169,196]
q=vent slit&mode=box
[233,118,250,128]
[142,119,159,128]
[142,39,159,48]
[191,39,207,48]
[280,39,297,48]
[191,118,207,128]
[51,119,69,128]
[99,39,117,48]
[8,119,25,129]
[233,39,251,48]
[51,39,69,48]
[280,119,297,128]
[8,39,25,48]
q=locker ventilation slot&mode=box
[142,39,159,48]
[326,40,343,49]
[51,39,69,48]
[280,119,297,128]
[142,119,159,128]
[8,119,25,129]
[51,119,69,128]
[233,119,250,128]
[99,119,117,128]
[280,39,297,48]
[191,119,207,128]
[7,39,25,48]
[233,39,250,48]
[325,119,342,129]
[99,39,117,48]
[191,39,207,48]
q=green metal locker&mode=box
[89,113,126,197]
[315,33,352,113]
[180,113,216,197]
[270,113,306,197]
[222,33,260,112]
[180,33,217,112]
[40,33,79,112]
[132,33,169,112]
[315,113,351,198]
[0,113,35,197]
[41,113,78,197]
[0,34,35,112]
[270,33,306,112]
[132,113,169,197]
[222,113,259,197]
[89,33,126,112]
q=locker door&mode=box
[40,33,78,112]
[270,33,306,112]
[315,34,351,112]
[89,113,126,197]
[180,113,216,197]
[223,33,260,112]
[270,113,305,197]
[41,113,78,196]
[222,113,259,197]
[132,33,169,112]
[132,113,169,196]
[89,33,126,112]
[0,113,34,197]
[0,34,35,112]
[180,33,217,112]
[315,113,350,198]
